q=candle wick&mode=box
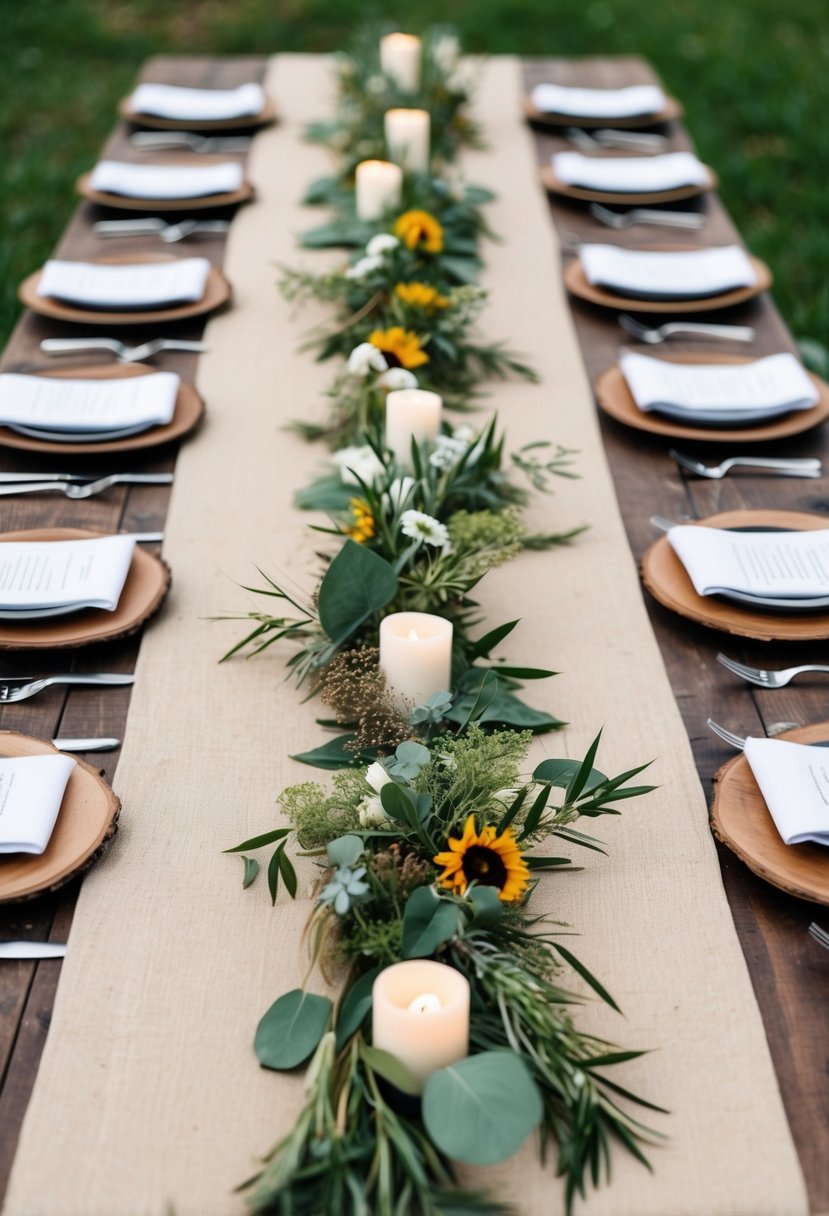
[408,630,420,641]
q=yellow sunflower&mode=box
[393,209,445,254]
[345,498,375,544]
[368,326,429,369]
[394,281,449,311]
[433,814,530,903]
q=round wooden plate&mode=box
[641,509,829,642]
[0,363,204,455]
[596,353,829,444]
[712,721,829,906]
[0,731,121,904]
[77,167,254,213]
[0,527,170,650]
[540,162,716,205]
[564,250,772,313]
[523,94,683,129]
[118,92,277,131]
[18,253,231,327]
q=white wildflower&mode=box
[377,367,418,391]
[347,342,388,377]
[366,233,400,257]
[429,433,469,471]
[331,444,385,486]
[344,254,383,281]
[365,761,392,793]
[400,510,451,549]
[358,795,388,828]
[433,34,460,72]
[452,423,477,443]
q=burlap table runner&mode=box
[3,56,807,1216]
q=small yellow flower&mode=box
[433,814,530,903]
[393,209,445,254]
[394,282,449,311]
[368,326,429,369]
[345,497,375,544]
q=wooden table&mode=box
[0,52,826,1213]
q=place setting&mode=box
[77,158,255,211]
[0,527,170,649]
[18,252,232,326]
[564,241,772,312]
[595,346,829,443]
[541,148,717,204]
[641,509,829,641]
[524,79,683,128]
[118,79,276,130]
[708,718,829,906]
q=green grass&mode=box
[3,0,828,348]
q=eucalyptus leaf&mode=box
[423,1050,543,1165]
[380,782,420,828]
[401,887,462,959]
[241,856,260,889]
[361,1044,420,1095]
[468,885,503,928]
[326,834,364,868]
[317,540,398,646]
[533,757,607,791]
[254,989,333,1070]
[336,968,378,1049]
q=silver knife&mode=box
[0,941,67,960]
[0,475,174,495]
[53,738,120,752]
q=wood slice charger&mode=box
[76,158,255,213]
[540,161,717,205]
[523,94,683,129]
[563,248,771,314]
[18,252,231,327]
[712,721,829,905]
[641,509,829,642]
[595,352,829,444]
[0,527,170,650]
[118,92,277,131]
[0,363,204,456]
[0,731,121,903]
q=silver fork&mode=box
[93,217,231,243]
[707,719,748,750]
[0,473,174,499]
[0,673,134,704]
[565,126,668,153]
[716,653,829,689]
[130,131,251,153]
[618,314,756,344]
[40,337,208,363]
[808,922,829,952]
[670,450,822,480]
[590,203,706,231]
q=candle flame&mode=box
[408,629,419,641]
[407,992,442,1015]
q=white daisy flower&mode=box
[347,342,388,377]
[344,254,384,281]
[331,444,385,486]
[377,367,418,391]
[366,233,400,257]
[400,510,451,549]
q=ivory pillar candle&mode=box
[372,960,470,1092]
[384,108,430,174]
[380,33,422,93]
[355,159,403,221]
[379,612,453,709]
[385,388,442,466]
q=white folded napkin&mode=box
[744,737,829,846]
[0,371,179,433]
[532,82,666,118]
[0,535,136,612]
[579,244,757,299]
[667,525,829,599]
[0,754,76,855]
[621,352,818,416]
[37,259,211,309]
[89,160,243,200]
[129,81,265,121]
[553,151,709,193]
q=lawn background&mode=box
[3,0,827,350]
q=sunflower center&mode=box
[461,845,508,889]
[379,347,402,368]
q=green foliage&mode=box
[254,989,333,1070]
